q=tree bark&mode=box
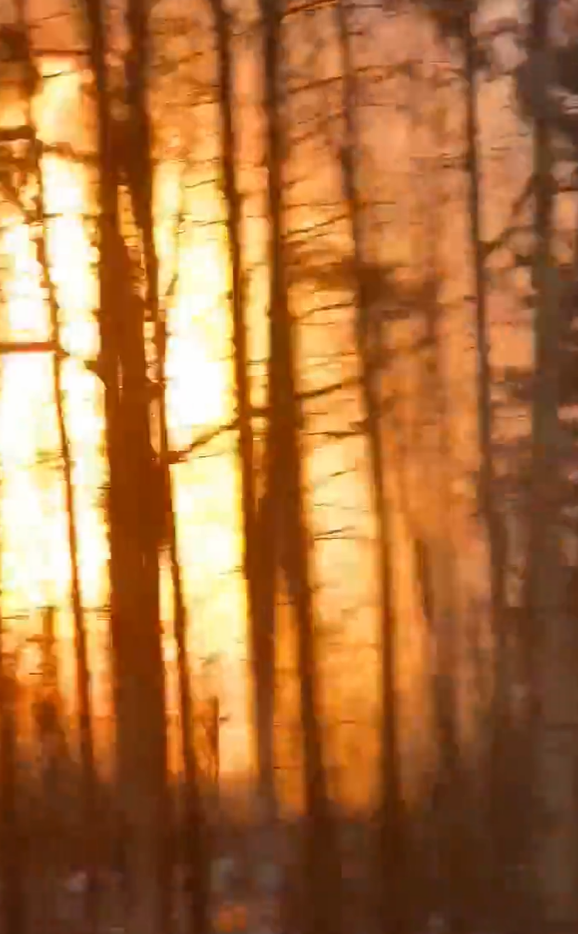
[528,2,578,931]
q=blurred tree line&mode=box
[1,0,578,933]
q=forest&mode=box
[0,0,577,932]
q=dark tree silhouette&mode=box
[124,3,209,932]
[82,2,170,932]
[526,1,578,929]
[0,650,24,934]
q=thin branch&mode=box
[482,174,535,259]
[0,340,64,354]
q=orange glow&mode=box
[0,70,249,775]
[0,53,380,807]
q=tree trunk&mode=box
[210,0,278,830]
[17,13,99,923]
[6,3,98,927]
[159,304,208,934]
[529,2,578,930]
[404,40,471,929]
[260,4,342,933]
[334,4,407,932]
[463,8,512,923]
[463,0,505,682]
[0,645,25,934]
[83,4,169,933]
[125,3,208,928]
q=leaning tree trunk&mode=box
[528,1,578,930]
[334,3,407,932]
[83,3,169,933]
[260,3,342,933]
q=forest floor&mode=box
[21,868,285,934]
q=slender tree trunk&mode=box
[165,505,209,934]
[334,4,407,933]
[463,8,512,923]
[83,4,169,933]
[260,4,342,933]
[210,0,278,827]
[425,58,476,934]
[463,0,505,679]
[404,39,469,929]
[528,2,578,930]
[159,281,208,934]
[15,4,98,926]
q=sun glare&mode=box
[0,155,234,583]
[0,59,250,777]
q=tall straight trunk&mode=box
[209,0,278,825]
[124,3,208,930]
[163,475,208,934]
[334,4,407,933]
[260,4,342,933]
[423,56,476,933]
[159,269,208,934]
[404,36,468,927]
[15,3,98,925]
[35,607,64,934]
[528,2,578,930]
[463,0,505,678]
[462,9,511,921]
[83,4,169,933]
